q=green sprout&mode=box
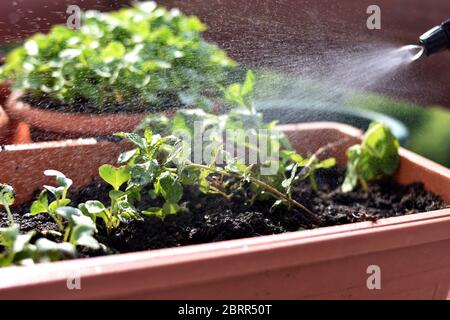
[30,170,73,230]
[342,121,400,192]
[0,184,15,225]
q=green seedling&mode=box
[80,164,139,232]
[55,207,100,249]
[0,224,76,267]
[30,170,73,230]
[0,184,15,225]
[342,121,400,192]
[282,151,336,193]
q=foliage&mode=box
[97,72,325,224]
[30,170,100,248]
[0,1,236,112]
[30,170,73,230]
[0,224,76,267]
[1,73,405,268]
[342,121,400,192]
[0,184,15,225]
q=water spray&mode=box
[413,19,450,60]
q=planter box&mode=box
[0,122,449,299]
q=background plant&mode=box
[0,1,236,112]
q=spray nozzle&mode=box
[419,19,450,57]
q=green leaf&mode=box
[49,199,71,213]
[0,184,15,207]
[30,190,49,215]
[155,172,183,204]
[35,238,76,261]
[118,149,137,164]
[342,121,399,192]
[317,158,336,169]
[162,202,180,215]
[99,164,131,190]
[55,206,82,222]
[129,160,158,188]
[70,225,99,249]
[101,42,126,62]
[83,200,107,214]
[115,132,146,150]
[44,170,73,189]
[241,70,255,97]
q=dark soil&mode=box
[0,168,447,258]
[21,91,184,115]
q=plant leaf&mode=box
[99,164,131,191]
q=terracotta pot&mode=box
[0,105,9,144]
[0,122,449,299]
[0,84,31,145]
[6,91,148,141]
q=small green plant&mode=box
[55,207,100,249]
[30,170,73,230]
[0,1,236,112]
[342,121,400,192]
[0,184,15,225]
[282,152,336,193]
[79,164,137,233]
[0,224,76,267]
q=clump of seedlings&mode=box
[342,121,399,192]
[0,1,236,112]
[0,72,412,268]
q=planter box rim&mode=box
[1,208,449,297]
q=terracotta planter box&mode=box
[6,91,147,142]
[0,122,449,299]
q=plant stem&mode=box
[359,177,369,193]
[188,163,321,224]
[63,226,71,242]
[5,204,14,226]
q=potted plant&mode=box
[0,2,237,142]
[0,72,448,299]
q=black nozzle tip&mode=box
[419,19,450,56]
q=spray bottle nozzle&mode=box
[419,19,450,56]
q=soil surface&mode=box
[0,168,447,258]
[21,91,183,114]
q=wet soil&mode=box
[21,91,183,114]
[0,168,446,258]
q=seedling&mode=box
[80,164,135,232]
[0,184,15,225]
[30,170,73,230]
[342,121,399,192]
[282,151,336,193]
[0,224,76,267]
[55,207,100,249]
